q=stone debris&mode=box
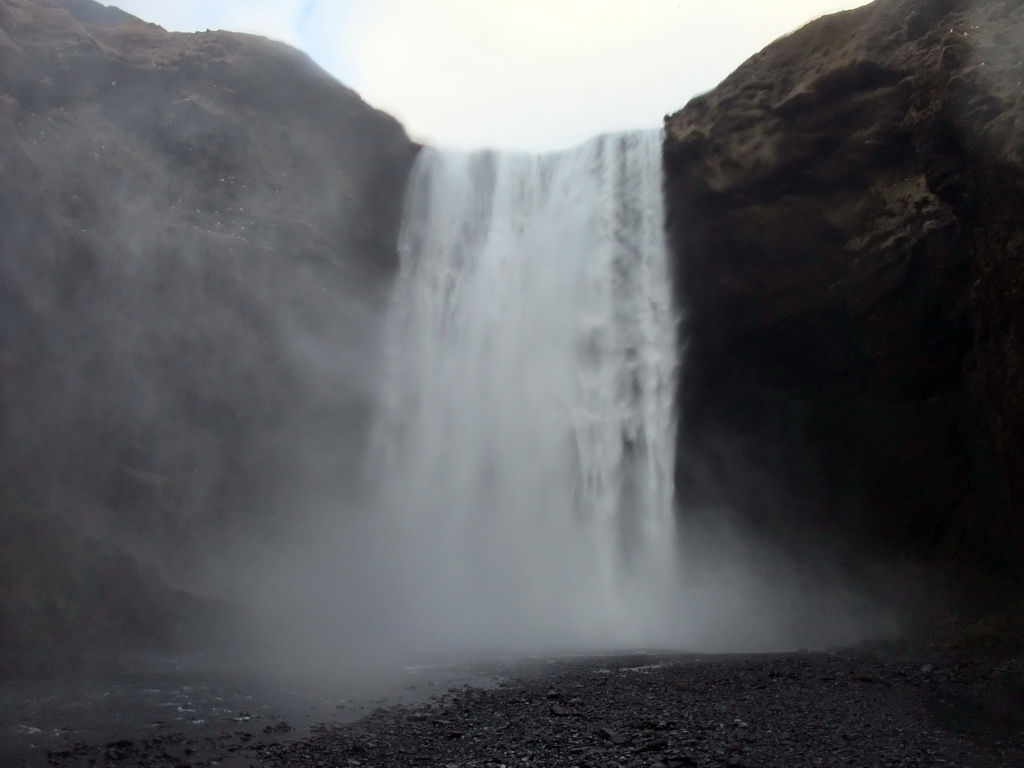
[254,651,1024,768]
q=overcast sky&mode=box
[110,0,870,151]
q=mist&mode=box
[0,0,908,682]
[0,100,901,681]
[217,132,904,686]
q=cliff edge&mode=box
[664,0,1024,594]
[0,0,417,647]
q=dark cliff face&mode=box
[0,0,417,646]
[663,0,1024,578]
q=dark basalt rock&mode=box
[663,0,1024,581]
[0,0,417,647]
[0,509,223,650]
[253,654,1024,768]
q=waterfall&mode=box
[371,130,681,651]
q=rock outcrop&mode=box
[0,0,417,646]
[664,0,1024,580]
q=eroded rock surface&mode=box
[663,0,1024,582]
[0,0,417,647]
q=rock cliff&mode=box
[6,0,1023,649]
[664,0,1024,583]
[0,0,417,646]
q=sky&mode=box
[110,1,872,151]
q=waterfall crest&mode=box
[372,130,681,650]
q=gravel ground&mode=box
[34,645,1024,767]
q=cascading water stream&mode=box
[371,130,682,651]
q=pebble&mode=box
[42,651,1024,768]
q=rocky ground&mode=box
[26,644,1024,768]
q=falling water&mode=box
[372,130,681,651]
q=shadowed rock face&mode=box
[663,0,1024,577]
[0,0,417,646]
